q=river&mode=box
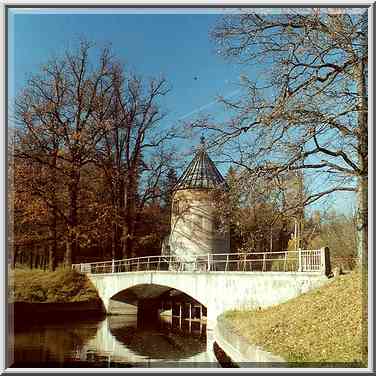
[11,314,220,368]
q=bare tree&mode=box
[14,41,115,267]
[201,9,367,265]
[95,65,175,259]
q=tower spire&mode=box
[174,138,227,190]
[199,134,206,150]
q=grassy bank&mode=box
[223,271,367,366]
[9,267,99,303]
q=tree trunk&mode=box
[112,220,123,260]
[42,247,46,270]
[111,223,117,260]
[49,244,55,272]
[49,207,57,271]
[65,169,79,268]
[357,175,368,268]
[10,245,17,269]
[356,57,368,268]
[65,212,77,268]
[29,247,34,269]
[65,236,73,268]
[49,150,58,271]
[34,253,39,269]
[123,179,136,259]
[112,177,125,260]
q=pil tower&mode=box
[169,138,230,266]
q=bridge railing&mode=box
[72,248,329,275]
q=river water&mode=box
[11,314,219,368]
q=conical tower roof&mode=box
[174,138,227,191]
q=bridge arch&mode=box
[108,283,207,321]
[88,272,210,315]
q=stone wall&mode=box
[214,314,286,366]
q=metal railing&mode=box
[72,249,328,275]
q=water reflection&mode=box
[13,319,100,367]
[12,315,218,368]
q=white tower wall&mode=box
[169,189,230,265]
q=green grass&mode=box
[9,267,99,303]
[222,270,367,366]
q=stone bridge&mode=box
[74,250,331,329]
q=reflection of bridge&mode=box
[79,316,217,366]
[73,249,331,329]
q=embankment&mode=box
[214,270,366,367]
[214,315,285,367]
[9,268,105,322]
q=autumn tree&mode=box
[14,41,115,267]
[12,154,67,270]
[306,209,357,270]
[214,165,303,253]
[202,9,367,265]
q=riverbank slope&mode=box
[9,268,104,319]
[220,270,367,366]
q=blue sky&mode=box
[8,11,245,138]
[7,9,356,215]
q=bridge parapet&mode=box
[72,248,330,276]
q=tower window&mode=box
[173,200,180,215]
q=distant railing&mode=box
[72,248,329,275]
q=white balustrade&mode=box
[72,249,329,275]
